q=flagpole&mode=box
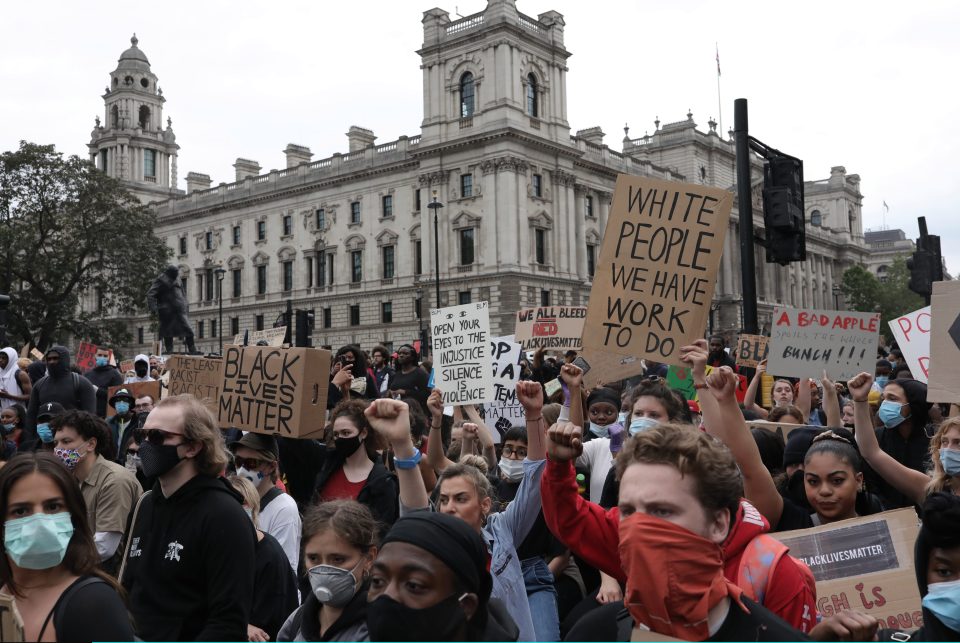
[716,43,723,135]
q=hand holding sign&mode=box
[846,372,874,402]
[516,381,544,417]
[546,421,583,463]
[705,366,739,402]
[364,399,411,445]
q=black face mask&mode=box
[135,363,148,377]
[139,441,183,478]
[366,593,468,642]
[335,435,363,458]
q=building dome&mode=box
[115,34,151,73]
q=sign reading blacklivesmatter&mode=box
[580,175,733,385]
[514,306,586,351]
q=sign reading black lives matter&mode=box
[766,307,880,381]
[580,175,733,386]
[431,302,493,406]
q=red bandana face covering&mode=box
[618,512,745,641]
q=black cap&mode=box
[229,432,279,462]
[37,402,65,421]
[109,388,135,407]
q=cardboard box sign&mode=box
[926,281,960,403]
[218,345,331,439]
[233,326,287,347]
[430,302,493,406]
[107,381,161,417]
[164,355,223,416]
[735,334,769,369]
[0,592,24,642]
[514,306,587,351]
[771,509,922,628]
[30,348,44,362]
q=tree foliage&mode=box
[0,141,171,351]
[840,257,925,341]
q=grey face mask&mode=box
[308,561,362,607]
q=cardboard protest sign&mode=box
[735,334,769,369]
[927,281,960,403]
[218,345,331,439]
[233,327,286,347]
[747,420,816,443]
[119,359,135,375]
[29,348,44,362]
[514,306,587,351]
[431,302,492,406]
[483,335,524,440]
[106,381,161,417]
[766,307,880,381]
[580,175,733,386]
[164,355,223,415]
[889,306,930,383]
[0,592,24,642]
[771,509,922,628]
[74,341,99,372]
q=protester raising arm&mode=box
[462,405,498,471]
[365,398,430,511]
[797,377,813,423]
[821,371,843,428]
[743,359,771,419]
[424,388,455,473]
[559,363,585,430]
[850,371,930,506]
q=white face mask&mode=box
[498,458,524,482]
[237,466,263,486]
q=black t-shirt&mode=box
[389,367,431,412]
[564,595,807,642]
[51,575,135,643]
[492,477,565,561]
[774,498,817,532]
[253,532,300,641]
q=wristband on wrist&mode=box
[526,416,543,423]
[853,398,869,403]
[393,448,422,470]
[693,382,708,390]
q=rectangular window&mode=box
[382,246,395,279]
[458,290,472,305]
[323,307,332,329]
[326,253,335,285]
[198,320,205,339]
[282,261,293,291]
[461,173,473,198]
[351,250,362,283]
[144,149,156,178]
[100,149,108,171]
[205,270,214,301]
[382,302,392,324]
[231,269,241,297]
[210,319,217,339]
[255,314,264,331]
[460,228,475,265]
[257,265,267,294]
[532,173,542,198]
[541,289,551,306]
[196,274,204,301]
[585,195,594,217]
[382,195,393,218]
[315,208,325,230]
[535,228,546,264]
[257,220,266,241]
[282,215,292,237]
[415,240,422,275]
[350,304,360,326]
[137,327,144,344]
[230,317,239,337]
[179,236,187,255]
[587,244,596,278]
[317,253,326,287]
[306,257,314,288]
[181,277,188,299]
[205,231,213,251]
[415,189,421,212]
[415,295,422,319]
[350,201,361,224]
[232,225,241,245]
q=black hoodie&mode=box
[83,362,123,417]
[23,346,96,449]
[871,379,933,509]
[122,474,256,642]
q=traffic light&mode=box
[907,250,933,297]
[761,156,806,265]
[295,309,315,347]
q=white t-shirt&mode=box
[259,491,301,573]
[577,437,614,505]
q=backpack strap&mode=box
[736,533,790,606]
[260,486,283,511]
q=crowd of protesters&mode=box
[0,337,955,642]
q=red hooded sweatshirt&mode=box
[541,459,817,633]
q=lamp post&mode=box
[214,266,226,355]
[427,190,444,312]
[832,284,843,310]
[416,286,425,359]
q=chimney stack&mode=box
[233,158,261,181]
[185,172,212,194]
[283,144,313,168]
[346,126,376,153]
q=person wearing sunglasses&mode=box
[120,394,256,642]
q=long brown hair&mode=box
[0,452,123,597]
[927,417,960,497]
[328,399,384,461]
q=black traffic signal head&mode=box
[907,250,933,297]
[762,156,806,265]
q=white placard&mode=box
[767,307,881,381]
[430,302,492,406]
[888,306,930,383]
[484,335,525,442]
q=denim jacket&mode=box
[402,458,545,642]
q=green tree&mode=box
[840,257,925,341]
[0,141,171,351]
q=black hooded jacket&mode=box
[24,346,96,449]
[121,474,256,642]
[84,363,123,417]
[870,378,933,509]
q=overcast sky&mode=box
[3,0,958,274]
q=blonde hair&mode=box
[437,462,493,504]
[155,395,230,477]
[926,417,960,497]
[458,453,489,474]
[227,475,260,528]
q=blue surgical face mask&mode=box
[37,423,53,443]
[95,356,109,368]
[940,448,960,477]
[1,423,15,435]
[114,401,130,415]
[628,417,659,436]
[588,422,610,438]
[617,412,628,425]
[874,375,889,389]
[922,579,960,632]
[4,512,74,570]
[878,400,908,428]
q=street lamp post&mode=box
[427,190,444,356]
[214,266,226,355]
[832,285,843,310]
[416,286,424,359]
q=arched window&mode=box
[460,72,475,118]
[810,209,822,226]
[110,105,119,128]
[139,105,150,130]
[526,73,538,117]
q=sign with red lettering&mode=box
[927,281,960,403]
[772,509,922,630]
[766,307,880,380]
[74,342,99,372]
[514,306,587,351]
[889,306,930,383]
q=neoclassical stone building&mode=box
[91,0,870,354]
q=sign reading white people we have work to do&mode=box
[431,301,493,406]
[767,307,881,381]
